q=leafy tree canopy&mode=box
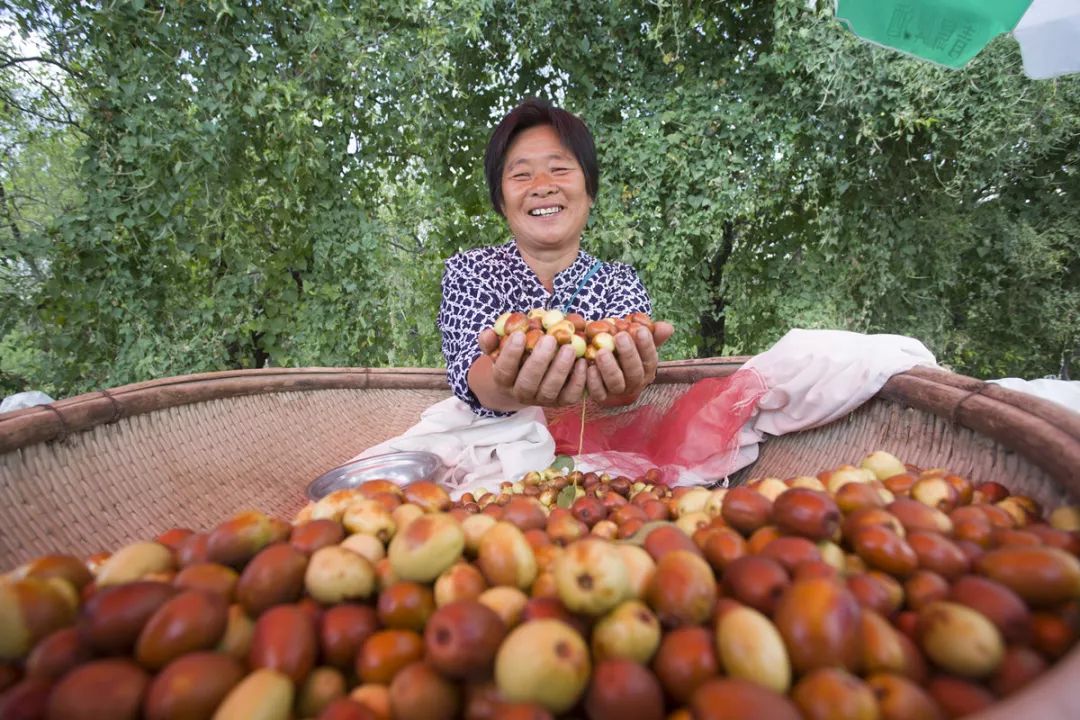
[1,0,1077,399]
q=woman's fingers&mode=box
[492,332,527,388]
[585,364,608,402]
[633,327,659,386]
[533,344,578,405]
[590,323,672,400]
[652,321,675,348]
[498,336,589,407]
[615,331,647,392]
[507,335,554,402]
[594,346,627,396]
[556,358,589,406]
[478,328,500,355]
[512,335,578,405]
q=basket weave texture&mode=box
[1,358,1078,720]
[3,358,1076,562]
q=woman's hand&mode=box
[585,321,675,404]
[477,329,588,408]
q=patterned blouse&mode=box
[438,240,652,417]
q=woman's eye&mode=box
[512,173,529,180]
[552,167,569,174]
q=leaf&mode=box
[549,454,575,473]
[556,484,576,509]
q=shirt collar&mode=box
[503,239,596,296]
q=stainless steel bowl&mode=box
[306,451,446,502]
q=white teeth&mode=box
[529,206,561,216]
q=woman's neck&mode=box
[515,240,580,293]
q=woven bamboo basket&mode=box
[1,357,1078,718]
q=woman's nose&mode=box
[530,172,556,194]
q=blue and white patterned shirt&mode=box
[438,240,652,417]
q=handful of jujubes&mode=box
[487,309,662,362]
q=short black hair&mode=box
[484,98,599,216]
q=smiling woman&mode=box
[498,124,594,260]
[437,99,675,417]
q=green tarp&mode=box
[836,0,1034,68]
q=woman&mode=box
[438,98,675,417]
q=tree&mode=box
[0,15,85,396]
[2,0,1077,399]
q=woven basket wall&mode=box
[1,358,1078,720]
[3,358,1076,562]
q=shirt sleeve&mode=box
[438,255,513,418]
[602,263,653,318]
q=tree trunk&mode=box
[698,220,736,358]
[0,178,22,245]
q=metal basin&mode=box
[306,451,446,502]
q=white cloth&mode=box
[714,329,938,481]
[0,390,54,414]
[1013,0,1080,80]
[988,377,1080,415]
[743,329,939,435]
[349,397,555,500]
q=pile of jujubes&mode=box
[2,450,1079,720]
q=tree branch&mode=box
[18,75,82,127]
[0,88,82,129]
[0,55,83,79]
[385,236,425,254]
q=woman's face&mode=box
[501,124,591,256]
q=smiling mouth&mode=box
[528,206,563,217]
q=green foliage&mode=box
[1,0,1077,400]
[1,16,86,397]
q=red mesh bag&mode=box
[548,368,768,485]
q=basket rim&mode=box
[1,358,1077,492]
[0,358,749,454]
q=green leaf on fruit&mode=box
[550,454,575,473]
[556,484,577,508]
